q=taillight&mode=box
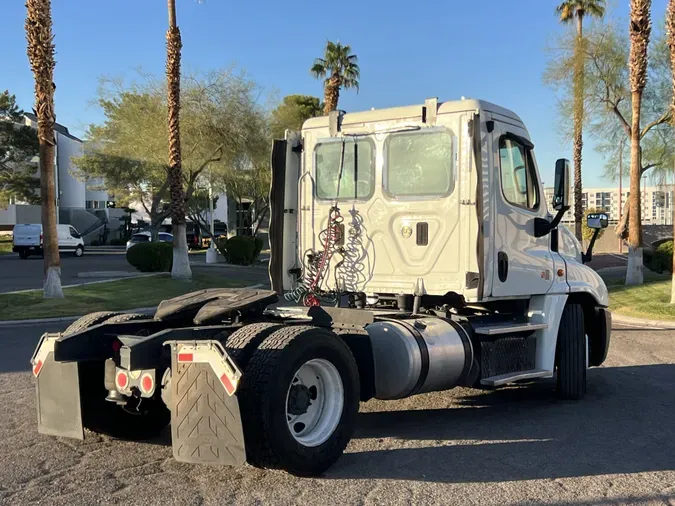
[116,371,129,390]
[40,233,43,244]
[140,373,155,395]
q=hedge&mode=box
[645,241,674,274]
[216,235,264,266]
[126,242,173,272]
[110,238,126,246]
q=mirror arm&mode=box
[534,204,570,238]
[582,227,601,264]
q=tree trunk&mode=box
[667,0,675,302]
[573,16,585,241]
[671,193,675,303]
[25,0,63,298]
[166,0,191,280]
[323,74,341,115]
[626,91,644,286]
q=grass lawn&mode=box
[0,239,12,255]
[0,272,250,321]
[604,270,675,321]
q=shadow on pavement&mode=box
[330,364,675,483]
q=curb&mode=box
[612,312,675,330]
[0,283,265,327]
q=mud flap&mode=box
[170,352,246,467]
[36,352,84,440]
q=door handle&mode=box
[498,251,509,282]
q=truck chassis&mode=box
[31,285,610,476]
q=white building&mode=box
[0,114,112,242]
[543,185,675,226]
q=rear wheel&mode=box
[225,322,283,369]
[239,325,360,476]
[63,311,122,335]
[18,251,29,259]
[557,303,587,400]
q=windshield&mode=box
[131,235,150,243]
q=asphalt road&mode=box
[0,252,269,293]
[0,322,673,505]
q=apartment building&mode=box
[543,185,674,226]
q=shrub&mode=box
[126,242,173,272]
[110,238,126,246]
[216,235,264,266]
[653,241,673,273]
[90,239,100,247]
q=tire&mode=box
[557,303,587,400]
[239,325,360,476]
[63,311,122,335]
[74,245,84,257]
[225,322,284,369]
[102,312,149,325]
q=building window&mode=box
[85,200,92,209]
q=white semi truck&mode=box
[31,98,611,476]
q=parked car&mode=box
[125,231,173,251]
[13,223,85,259]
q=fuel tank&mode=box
[366,317,474,400]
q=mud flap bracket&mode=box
[168,342,246,467]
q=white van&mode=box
[12,224,85,259]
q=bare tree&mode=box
[25,0,63,298]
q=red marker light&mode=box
[116,371,128,390]
[33,360,43,377]
[140,374,154,395]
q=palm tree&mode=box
[311,41,360,116]
[25,0,63,298]
[625,0,652,286]
[166,0,191,280]
[556,0,606,241]
[665,0,675,300]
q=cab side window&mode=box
[69,227,80,239]
[499,137,539,210]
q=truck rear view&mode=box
[31,97,611,476]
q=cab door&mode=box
[491,123,554,297]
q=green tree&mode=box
[311,41,360,115]
[0,91,40,206]
[74,70,267,238]
[545,19,673,238]
[556,1,606,241]
[270,95,322,139]
[25,0,63,299]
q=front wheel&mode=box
[557,303,587,400]
[239,325,360,476]
[74,245,84,257]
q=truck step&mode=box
[480,369,552,387]
[473,322,547,335]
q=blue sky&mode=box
[2,0,671,188]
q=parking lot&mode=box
[0,321,673,506]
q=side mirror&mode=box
[553,158,570,211]
[535,158,572,238]
[587,213,609,230]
